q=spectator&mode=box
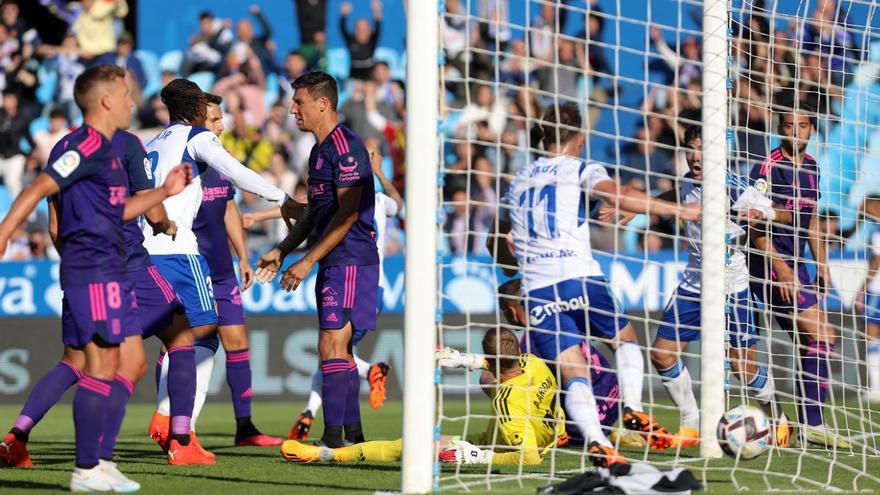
[28,230,51,259]
[0,89,29,198]
[477,0,511,52]
[340,0,382,81]
[184,11,233,75]
[220,110,274,172]
[295,0,328,48]
[213,45,267,126]
[94,31,146,91]
[32,107,68,165]
[278,51,307,105]
[650,25,701,88]
[2,225,29,260]
[0,21,18,75]
[620,126,673,191]
[801,0,859,87]
[3,40,38,117]
[339,80,396,142]
[372,61,403,111]
[536,38,586,104]
[301,30,327,72]
[41,0,129,59]
[456,83,507,141]
[233,5,275,75]
[138,70,174,128]
[529,2,565,62]
[42,32,85,122]
[262,150,298,195]
[2,1,29,42]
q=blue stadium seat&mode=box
[29,117,49,137]
[135,49,162,98]
[264,72,280,107]
[18,137,30,155]
[188,71,216,92]
[159,50,184,75]
[0,185,11,213]
[392,50,406,81]
[36,62,58,105]
[327,48,351,80]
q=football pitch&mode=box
[1,401,879,494]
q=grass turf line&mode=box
[0,401,879,494]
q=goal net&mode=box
[403,0,880,492]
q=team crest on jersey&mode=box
[754,178,768,196]
[51,150,81,178]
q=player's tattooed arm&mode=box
[281,187,362,291]
[0,173,60,256]
[225,200,254,291]
[124,164,192,221]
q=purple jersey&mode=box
[46,125,128,288]
[192,167,236,277]
[307,125,378,267]
[111,130,153,272]
[748,146,821,266]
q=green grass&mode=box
[0,401,879,494]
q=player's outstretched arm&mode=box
[225,200,254,291]
[242,207,281,229]
[369,148,403,213]
[280,187,361,291]
[592,180,700,221]
[255,208,314,284]
[0,173,60,256]
[123,164,192,221]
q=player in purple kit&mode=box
[0,65,192,491]
[748,99,849,448]
[0,128,207,474]
[256,72,379,448]
[184,92,281,446]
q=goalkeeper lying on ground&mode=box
[281,327,625,466]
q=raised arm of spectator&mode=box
[649,25,680,74]
[38,0,78,25]
[339,2,354,43]
[371,0,383,42]
[249,5,272,44]
[369,147,402,213]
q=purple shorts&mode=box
[316,264,379,332]
[130,265,185,339]
[213,273,245,327]
[62,280,140,348]
[750,264,819,331]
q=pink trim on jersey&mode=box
[344,266,356,308]
[78,128,102,157]
[148,266,175,304]
[80,375,111,397]
[760,149,784,176]
[60,358,84,379]
[115,374,135,395]
[330,128,349,156]
[804,151,815,162]
[89,283,107,322]
[809,174,816,190]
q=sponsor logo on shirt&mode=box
[51,150,81,178]
[109,186,127,206]
[529,294,588,326]
[309,183,326,196]
[338,156,361,182]
[143,157,153,180]
[203,185,229,202]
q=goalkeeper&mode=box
[281,327,625,466]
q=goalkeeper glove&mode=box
[439,440,494,465]
[435,346,485,370]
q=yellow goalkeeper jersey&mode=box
[468,354,566,465]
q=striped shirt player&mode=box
[748,146,822,325]
[505,157,626,350]
[143,123,288,329]
[309,125,379,337]
[48,125,140,349]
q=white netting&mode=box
[432,0,880,492]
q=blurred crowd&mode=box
[0,0,406,261]
[0,0,873,262]
[438,0,868,255]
